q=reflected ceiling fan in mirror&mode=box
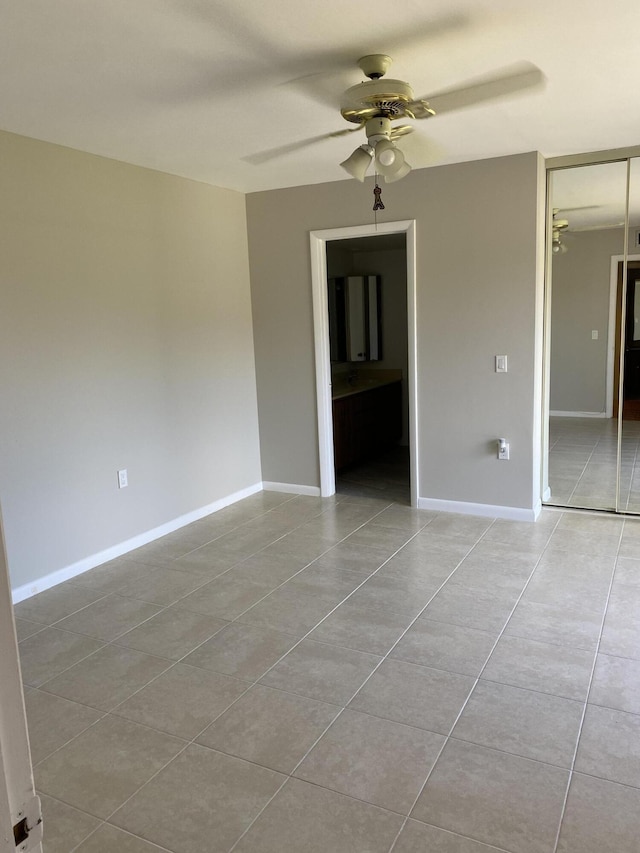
[552,206,626,255]
[552,209,569,255]
[245,54,545,182]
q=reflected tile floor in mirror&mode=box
[548,415,640,512]
[13,490,640,852]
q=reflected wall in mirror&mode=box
[546,160,627,511]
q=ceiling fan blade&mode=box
[160,3,470,110]
[280,69,355,110]
[570,222,626,232]
[396,129,447,166]
[416,61,544,116]
[243,128,361,165]
[163,0,279,61]
[555,205,603,213]
[280,11,472,108]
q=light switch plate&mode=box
[495,355,508,373]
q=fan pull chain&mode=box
[373,176,385,227]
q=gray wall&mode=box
[0,130,262,590]
[247,152,544,511]
[550,229,624,413]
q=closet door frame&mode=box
[543,148,640,514]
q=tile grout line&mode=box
[36,506,550,850]
[48,496,408,849]
[124,510,632,852]
[562,438,600,506]
[549,517,626,853]
[227,515,536,853]
[27,497,403,727]
[65,809,175,853]
[387,514,568,852]
[87,498,408,722]
[622,435,640,511]
[225,524,489,853]
[143,496,404,622]
[24,496,384,845]
[30,495,405,758]
[28,497,610,853]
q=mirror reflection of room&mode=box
[326,234,409,503]
[547,159,640,512]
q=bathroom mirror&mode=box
[328,275,382,362]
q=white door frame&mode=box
[310,220,418,506]
[0,507,42,853]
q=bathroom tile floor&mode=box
[14,490,640,852]
[336,445,410,504]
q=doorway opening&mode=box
[327,234,409,503]
[310,221,418,506]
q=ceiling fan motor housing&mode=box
[365,116,392,143]
[341,79,416,122]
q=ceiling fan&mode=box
[337,54,545,182]
[552,207,626,250]
[552,210,569,254]
[244,54,544,180]
[337,54,431,182]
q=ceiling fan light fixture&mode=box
[383,160,412,183]
[552,216,569,255]
[340,144,374,182]
[374,140,411,182]
[374,138,398,168]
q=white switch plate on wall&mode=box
[118,469,128,489]
[495,355,508,373]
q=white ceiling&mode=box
[1,0,639,194]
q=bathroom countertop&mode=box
[331,369,402,400]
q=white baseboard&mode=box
[549,411,607,418]
[12,481,263,604]
[417,497,540,522]
[262,481,321,497]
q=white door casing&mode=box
[0,507,42,853]
[309,220,418,506]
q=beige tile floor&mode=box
[548,415,640,512]
[14,490,640,853]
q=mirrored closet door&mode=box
[619,157,640,512]
[545,156,640,513]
